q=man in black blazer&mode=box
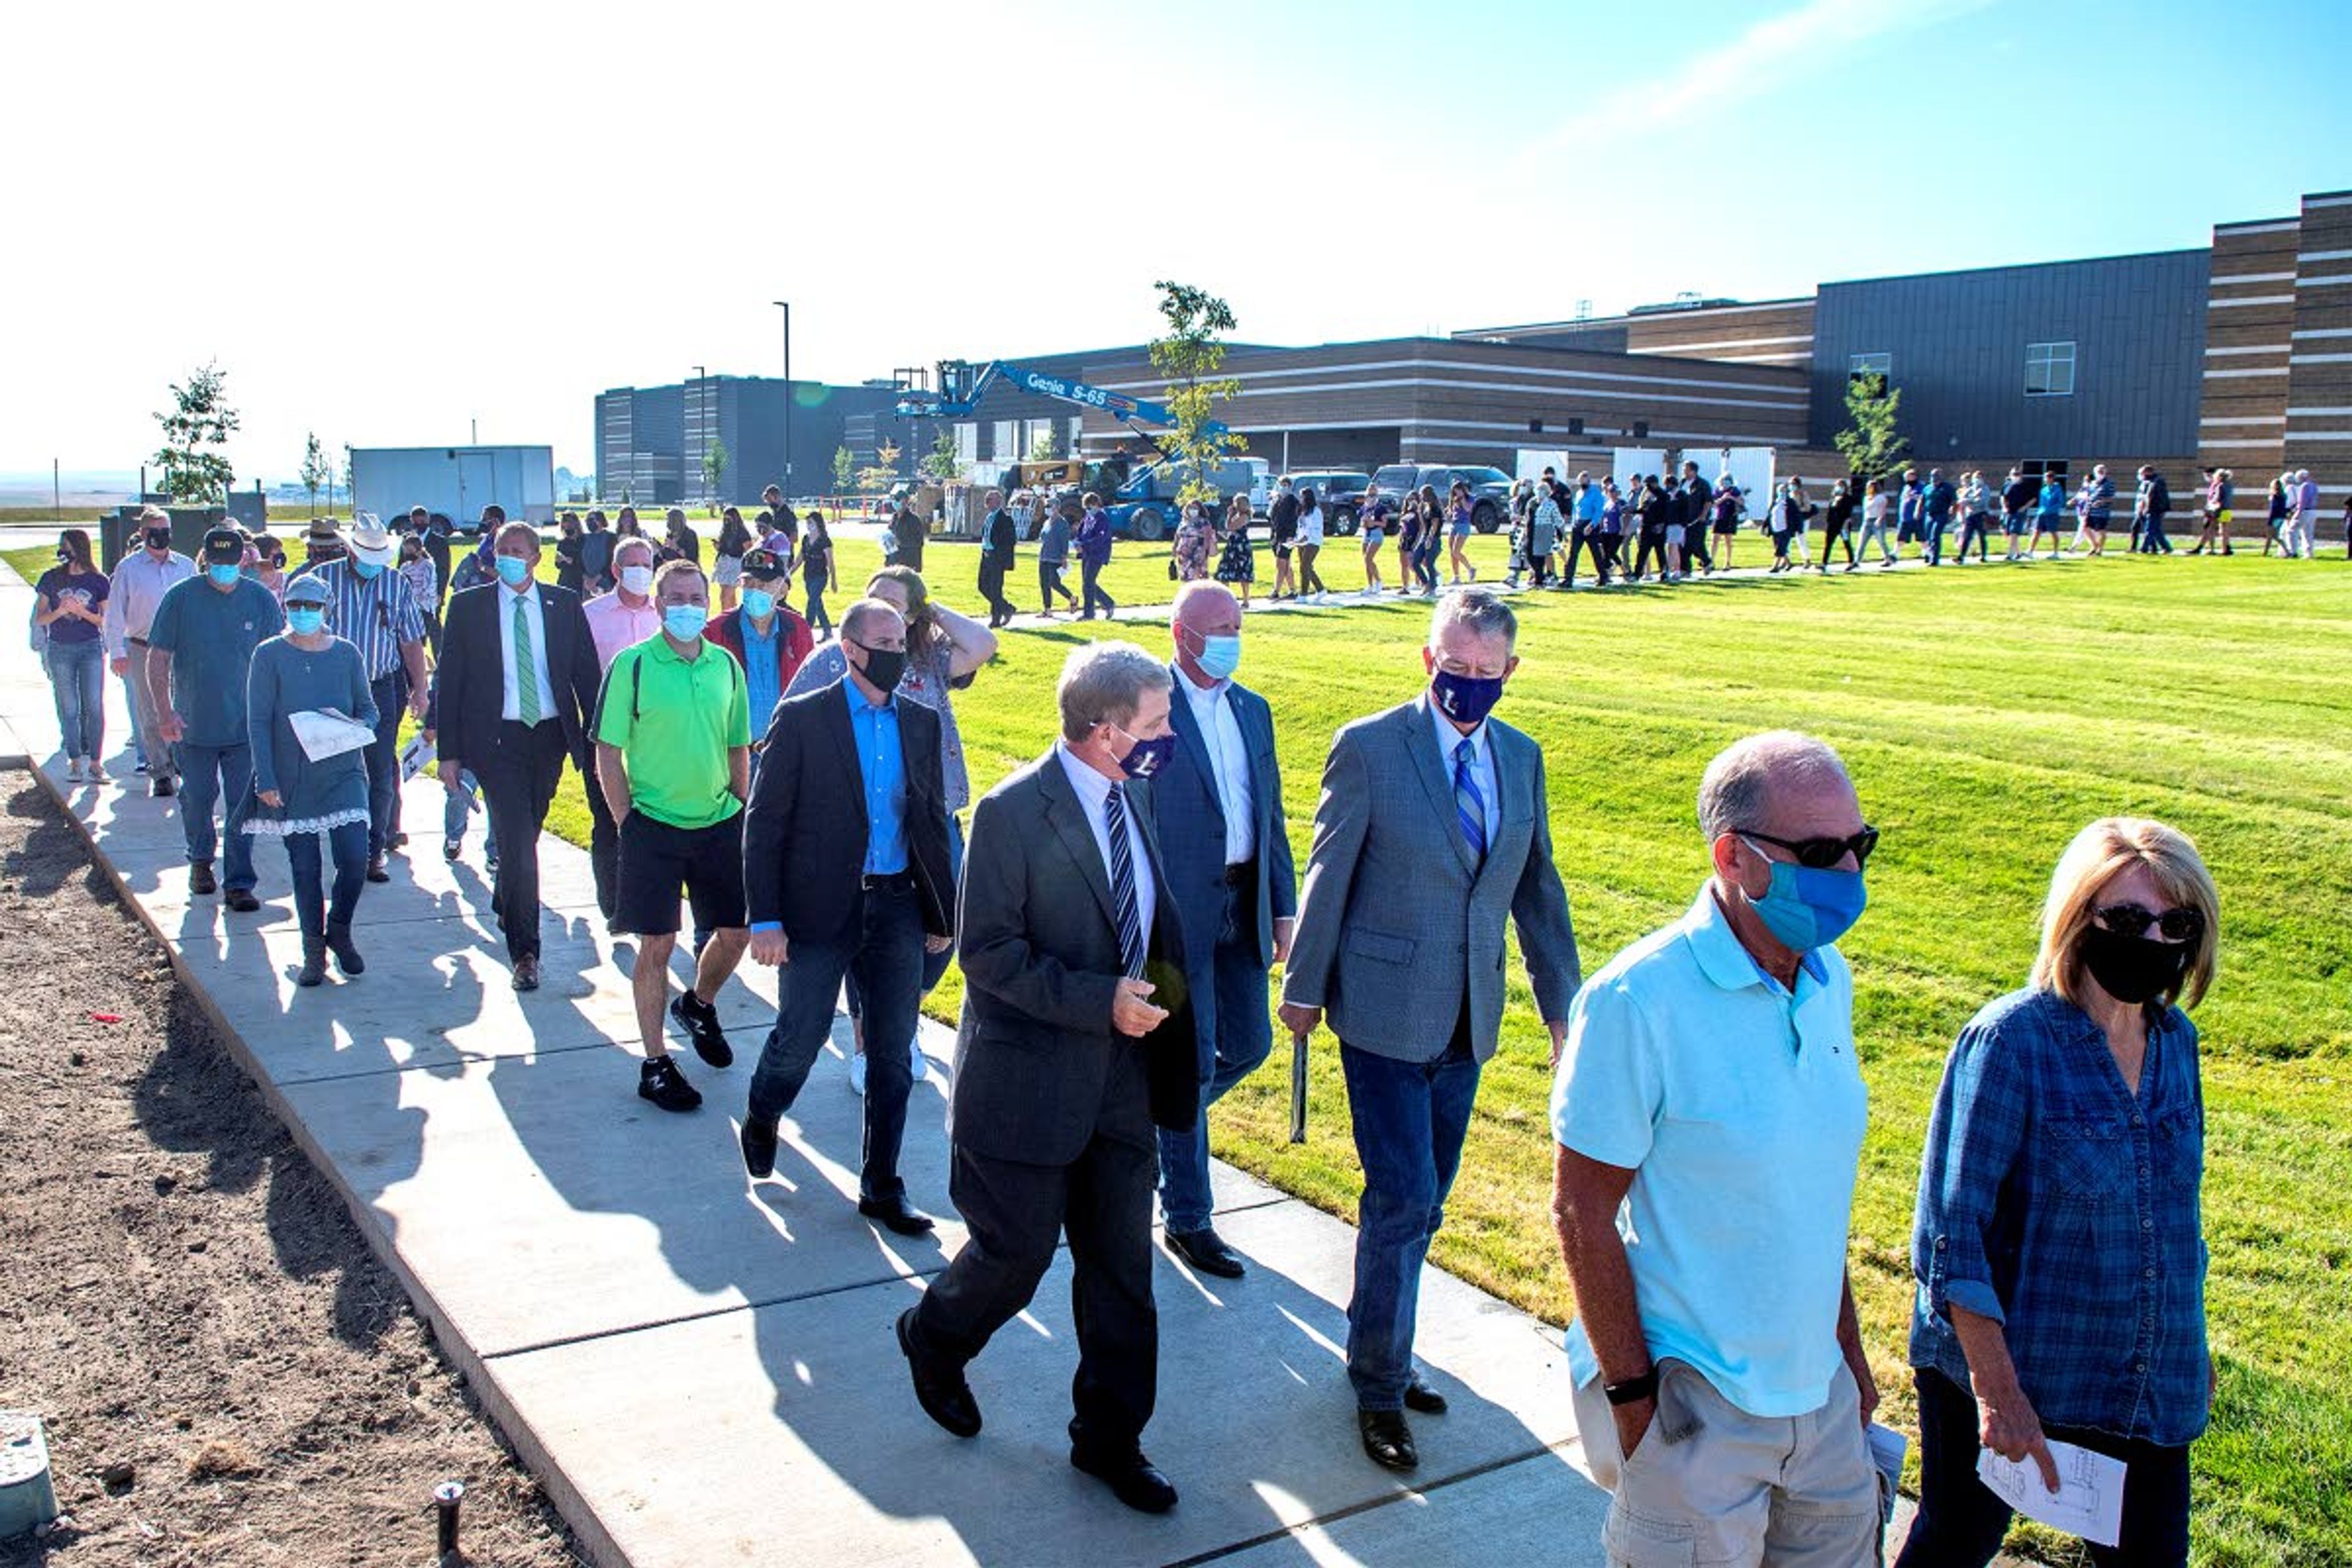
[898,641,1198,1516]
[739,598,956,1234]
[432,520,603,990]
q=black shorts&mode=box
[612,810,747,936]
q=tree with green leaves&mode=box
[1028,426,1063,462]
[701,436,730,506]
[1834,372,1910,485]
[855,438,902,497]
[831,445,855,496]
[153,361,240,503]
[1148,281,1246,510]
[298,431,330,513]
[919,429,963,482]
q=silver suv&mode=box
[1368,464,1513,533]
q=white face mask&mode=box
[619,564,654,595]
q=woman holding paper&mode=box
[1899,818,2218,1567]
[244,573,380,989]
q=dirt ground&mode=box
[0,776,578,1567]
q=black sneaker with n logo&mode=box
[638,1055,703,1113]
[668,990,734,1068]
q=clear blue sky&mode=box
[5,0,2346,481]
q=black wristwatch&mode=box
[1603,1368,1659,1406]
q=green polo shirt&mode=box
[595,633,750,829]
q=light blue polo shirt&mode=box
[1551,884,1867,1417]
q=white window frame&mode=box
[1849,352,1892,381]
[2025,341,2076,398]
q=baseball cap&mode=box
[741,547,786,579]
[201,527,245,564]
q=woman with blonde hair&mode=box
[1897,818,2218,1568]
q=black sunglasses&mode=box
[2094,902,2203,944]
[1742,826,1880,871]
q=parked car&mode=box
[1282,470,1373,535]
[1367,464,1514,533]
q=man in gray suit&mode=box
[1280,587,1581,1474]
[897,642,1201,1515]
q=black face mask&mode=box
[853,642,906,694]
[144,529,172,550]
[2079,923,2191,1006]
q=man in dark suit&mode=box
[976,487,1019,627]
[1150,582,1295,1278]
[739,598,955,1234]
[1279,587,1581,1474]
[898,641,1198,1515]
[432,519,603,990]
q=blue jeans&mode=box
[2138,515,2173,554]
[363,672,407,856]
[284,820,370,938]
[1956,516,1992,561]
[178,742,257,891]
[43,639,105,761]
[441,767,497,860]
[846,816,963,1013]
[747,881,927,1201]
[1340,1036,1481,1410]
[1156,925,1274,1234]
[1923,515,1949,564]
[117,663,149,767]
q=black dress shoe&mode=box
[511,955,541,992]
[189,861,217,895]
[151,775,175,799]
[741,1117,778,1179]
[895,1308,981,1438]
[1359,1408,1417,1472]
[1071,1447,1178,1514]
[224,888,260,913]
[1404,1371,1448,1414]
[1164,1226,1245,1279]
[859,1194,937,1236]
[365,853,390,884]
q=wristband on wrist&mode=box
[1603,1368,1659,1406]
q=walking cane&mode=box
[1288,1029,1308,1143]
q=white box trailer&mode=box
[352,445,556,526]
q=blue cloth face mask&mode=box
[1112,724,1178,780]
[1740,838,1868,952]
[495,555,532,587]
[206,563,241,587]
[1193,633,1242,682]
[352,558,384,580]
[285,607,325,635]
[742,588,775,620]
[662,605,707,642]
[1430,668,1506,726]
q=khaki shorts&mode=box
[1572,1358,1880,1567]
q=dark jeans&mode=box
[978,558,1017,624]
[1924,514,1950,564]
[804,577,832,636]
[1562,523,1601,585]
[1156,918,1274,1235]
[1895,1368,2190,1568]
[1631,524,1667,578]
[1957,516,1994,560]
[848,817,963,1016]
[475,722,567,962]
[43,639,105,761]
[1340,1034,1480,1411]
[1822,522,1858,566]
[1079,557,1114,619]
[747,880,927,1202]
[1039,559,1074,607]
[177,741,257,891]
[285,820,370,938]
[2136,514,2173,554]
[363,671,407,856]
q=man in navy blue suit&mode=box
[1148,582,1297,1278]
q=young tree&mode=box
[854,438,902,497]
[919,429,963,483]
[831,444,855,496]
[1834,372,1910,485]
[1148,281,1245,510]
[1027,426,1063,461]
[298,431,330,513]
[701,437,730,507]
[153,360,240,503]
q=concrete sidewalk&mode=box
[0,574,1623,1567]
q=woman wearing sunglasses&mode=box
[1898,818,2218,1568]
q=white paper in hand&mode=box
[399,734,437,782]
[289,708,377,763]
[1975,1439,2126,1547]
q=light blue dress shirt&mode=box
[846,678,907,875]
[1425,698,1499,843]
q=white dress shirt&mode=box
[103,550,196,655]
[1177,669,1256,865]
[1057,742,1155,954]
[496,582,558,724]
[1427,697,1499,843]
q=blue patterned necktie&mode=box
[1453,737,1487,864]
[1103,783,1147,979]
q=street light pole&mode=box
[772,301,791,498]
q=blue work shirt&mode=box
[846,677,908,875]
[1908,987,2210,1446]
[145,575,285,749]
[741,614,782,745]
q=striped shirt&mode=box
[304,560,425,682]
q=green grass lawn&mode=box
[13,537,2348,1564]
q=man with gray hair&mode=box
[1280,587,1580,1474]
[1550,729,1882,1565]
[898,640,1200,1515]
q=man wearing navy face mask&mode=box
[1550,730,1882,1566]
[1280,587,1580,1475]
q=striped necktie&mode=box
[513,595,541,726]
[1453,737,1487,864]
[1103,783,1147,979]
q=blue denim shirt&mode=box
[1909,987,2210,1446]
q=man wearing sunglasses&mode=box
[1551,730,1883,1566]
